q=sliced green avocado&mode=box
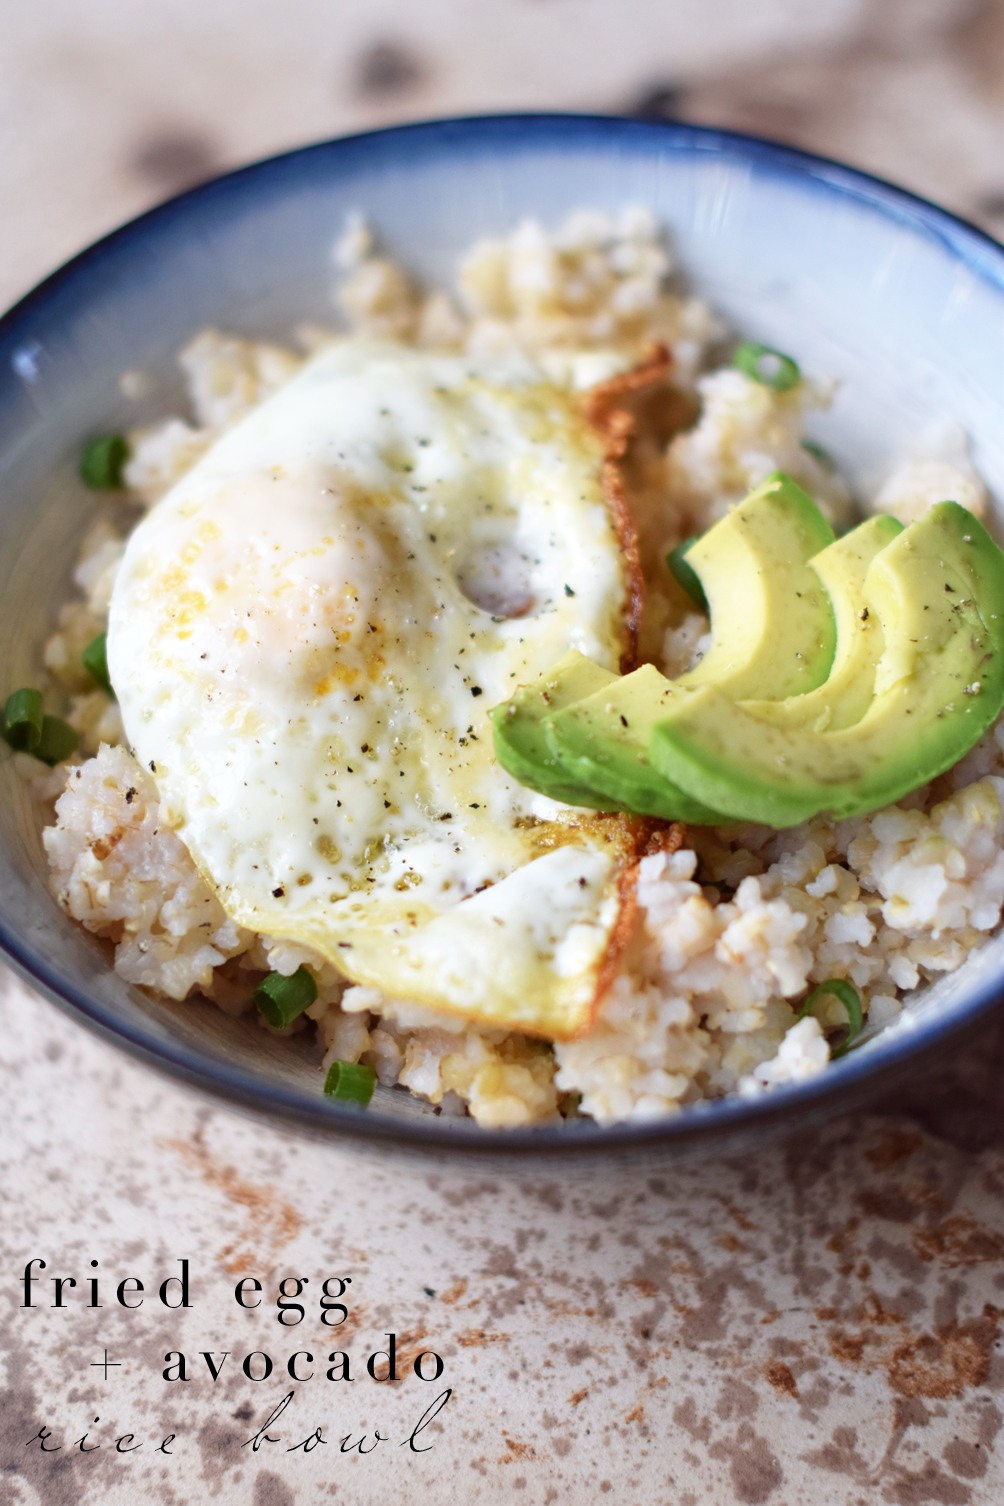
[677,470,836,698]
[667,535,708,611]
[648,503,1004,826]
[543,664,730,822]
[489,650,630,809]
[540,472,837,821]
[760,512,904,734]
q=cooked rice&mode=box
[27,207,999,1129]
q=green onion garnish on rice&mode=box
[324,1059,377,1106]
[734,341,801,393]
[34,716,79,767]
[3,691,78,765]
[667,535,708,612]
[253,965,318,1028]
[80,434,129,490]
[3,688,44,751]
[82,633,113,695]
[800,437,834,471]
[797,977,863,1058]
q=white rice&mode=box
[28,207,997,1129]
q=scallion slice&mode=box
[797,977,863,1058]
[800,438,834,471]
[80,434,129,490]
[33,716,79,767]
[324,1059,377,1106]
[3,688,44,751]
[82,633,113,695]
[667,535,708,612]
[253,965,318,1029]
[734,341,801,393]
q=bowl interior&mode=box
[2,115,1004,1153]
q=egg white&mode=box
[108,337,636,1038]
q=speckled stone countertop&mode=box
[4,2,1004,1501]
[3,966,1004,1505]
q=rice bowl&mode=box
[2,117,1004,1154]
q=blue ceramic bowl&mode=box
[2,115,1003,1163]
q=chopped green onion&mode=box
[253,965,318,1029]
[34,716,79,767]
[3,688,44,751]
[80,434,129,489]
[797,977,863,1058]
[82,633,113,695]
[324,1059,377,1106]
[667,535,708,612]
[734,341,801,393]
[800,438,834,471]
[3,692,78,764]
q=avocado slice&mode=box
[540,473,838,821]
[677,471,836,698]
[667,535,708,611]
[489,650,630,809]
[542,663,729,822]
[648,502,1004,826]
[763,512,905,733]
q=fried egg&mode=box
[107,337,639,1038]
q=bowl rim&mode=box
[3,109,1004,1156]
